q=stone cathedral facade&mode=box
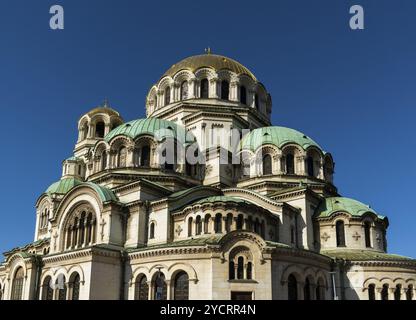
[0,53,415,300]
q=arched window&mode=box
[364,221,372,248]
[316,278,325,300]
[164,86,171,105]
[149,222,155,239]
[41,276,53,300]
[336,220,346,247]
[101,151,107,170]
[394,284,401,300]
[65,209,96,250]
[200,79,209,98]
[174,272,189,300]
[307,156,314,177]
[195,216,202,235]
[221,80,229,100]
[237,257,244,280]
[95,122,105,138]
[263,154,272,175]
[57,275,67,300]
[70,273,80,300]
[286,153,295,174]
[288,274,298,301]
[240,86,247,104]
[226,213,233,233]
[406,285,414,301]
[118,147,127,167]
[153,273,167,300]
[236,215,244,230]
[180,81,189,100]
[188,217,193,236]
[304,278,311,300]
[229,261,235,280]
[134,275,148,300]
[204,214,211,234]
[140,145,150,167]
[247,262,252,280]
[381,284,389,300]
[368,284,376,300]
[214,213,222,233]
[11,267,24,300]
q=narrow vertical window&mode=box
[336,220,346,247]
[263,154,272,175]
[164,86,171,105]
[286,153,295,174]
[368,284,376,300]
[188,217,193,237]
[221,80,229,100]
[200,79,209,98]
[288,274,298,300]
[174,272,189,300]
[364,221,372,248]
[381,284,389,300]
[149,222,155,239]
[240,86,247,104]
[237,257,244,280]
[307,156,314,177]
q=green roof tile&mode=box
[195,195,249,205]
[321,249,414,261]
[241,126,324,152]
[83,182,119,203]
[315,197,385,219]
[104,117,195,145]
[46,178,83,195]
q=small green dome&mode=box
[46,178,83,195]
[241,126,323,152]
[46,179,118,203]
[105,117,195,144]
[315,197,384,219]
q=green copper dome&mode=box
[46,179,118,203]
[105,117,195,144]
[315,197,385,219]
[46,178,83,195]
[241,126,323,152]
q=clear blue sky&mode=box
[0,0,415,257]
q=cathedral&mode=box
[1,52,415,300]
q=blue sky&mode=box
[0,0,415,257]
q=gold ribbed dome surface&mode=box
[163,54,257,81]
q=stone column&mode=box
[127,145,135,167]
[273,155,282,175]
[297,282,305,300]
[210,78,219,98]
[189,78,197,99]
[230,81,238,102]
[296,155,307,175]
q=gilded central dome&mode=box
[163,53,257,81]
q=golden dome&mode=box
[163,53,257,81]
